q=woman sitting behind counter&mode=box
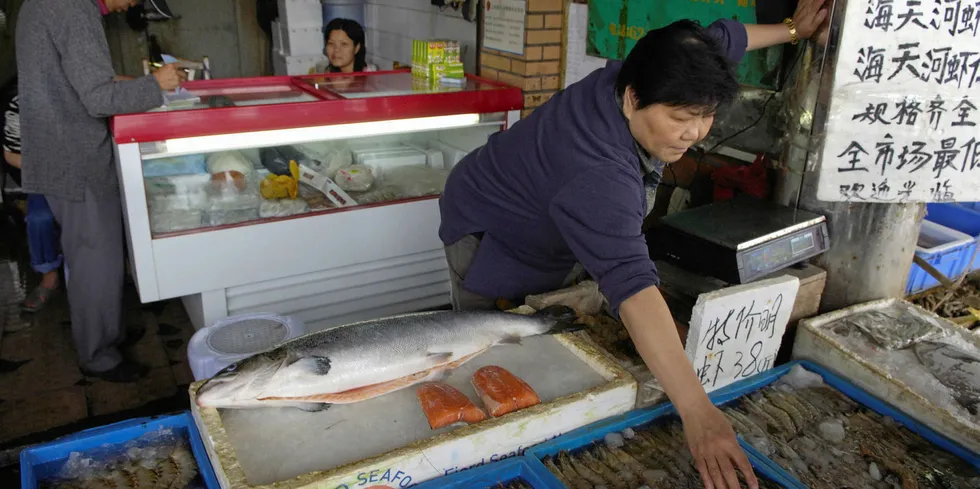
[315,18,378,74]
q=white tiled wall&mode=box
[363,0,478,72]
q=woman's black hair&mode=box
[615,20,738,112]
[323,18,367,72]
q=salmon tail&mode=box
[534,305,584,334]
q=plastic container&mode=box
[411,457,566,489]
[322,0,365,26]
[277,0,324,29]
[21,412,219,489]
[187,312,306,381]
[906,219,976,294]
[926,202,980,272]
[527,399,803,488]
[960,201,980,211]
[707,361,980,487]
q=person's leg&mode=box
[47,186,142,382]
[21,194,62,312]
[444,234,498,311]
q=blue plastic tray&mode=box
[926,202,980,272]
[708,360,980,487]
[20,412,219,489]
[411,456,567,489]
[526,397,802,488]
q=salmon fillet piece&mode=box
[416,382,487,429]
[472,366,540,417]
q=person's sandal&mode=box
[21,284,57,313]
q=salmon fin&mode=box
[497,335,522,346]
[291,356,332,375]
[293,402,332,412]
[426,352,455,363]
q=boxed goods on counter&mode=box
[412,39,464,85]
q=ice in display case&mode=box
[113,71,523,331]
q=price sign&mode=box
[685,276,799,392]
[816,0,980,202]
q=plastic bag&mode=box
[142,154,208,177]
[384,165,449,197]
[206,151,253,175]
[294,144,352,178]
[259,199,309,218]
[335,164,375,192]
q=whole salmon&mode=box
[195,307,579,411]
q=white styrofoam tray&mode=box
[793,297,980,453]
[191,332,637,489]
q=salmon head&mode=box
[196,348,294,409]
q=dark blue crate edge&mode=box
[411,456,566,489]
[20,412,219,489]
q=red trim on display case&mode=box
[112,72,523,144]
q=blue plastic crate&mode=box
[20,412,219,489]
[707,361,980,487]
[906,220,976,294]
[526,398,803,488]
[926,202,980,272]
[959,202,980,211]
[411,457,566,489]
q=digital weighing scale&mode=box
[649,196,829,284]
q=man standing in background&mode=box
[16,0,183,382]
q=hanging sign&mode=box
[816,0,980,202]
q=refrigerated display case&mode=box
[112,71,523,331]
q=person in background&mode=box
[316,18,378,74]
[3,84,63,313]
[438,1,828,488]
[16,0,185,383]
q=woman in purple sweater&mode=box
[439,2,829,488]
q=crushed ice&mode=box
[818,419,846,443]
[604,432,625,448]
[780,365,825,390]
[53,428,187,482]
[868,462,882,481]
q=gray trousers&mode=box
[47,186,125,372]
[444,234,583,311]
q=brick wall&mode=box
[480,0,564,118]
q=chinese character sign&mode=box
[817,0,980,202]
[685,276,799,393]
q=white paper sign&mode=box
[685,276,799,393]
[564,3,608,88]
[816,0,980,202]
[483,0,527,55]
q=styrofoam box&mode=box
[190,333,637,489]
[282,25,324,57]
[793,297,980,454]
[277,0,323,29]
[272,51,326,76]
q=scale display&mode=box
[649,197,830,284]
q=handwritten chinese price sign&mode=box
[685,276,799,393]
[817,0,980,202]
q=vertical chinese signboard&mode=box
[816,0,980,202]
[586,0,784,89]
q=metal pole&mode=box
[778,0,925,312]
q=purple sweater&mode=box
[440,20,747,315]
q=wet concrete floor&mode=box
[0,209,195,486]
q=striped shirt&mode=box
[2,95,18,155]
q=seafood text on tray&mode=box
[195,307,579,411]
[727,365,980,489]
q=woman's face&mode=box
[326,30,360,72]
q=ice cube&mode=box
[818,419,846,443]
[604,432,625,448]
[621,427,636,440]
[869,462,882,481]
[781,365,825,390]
